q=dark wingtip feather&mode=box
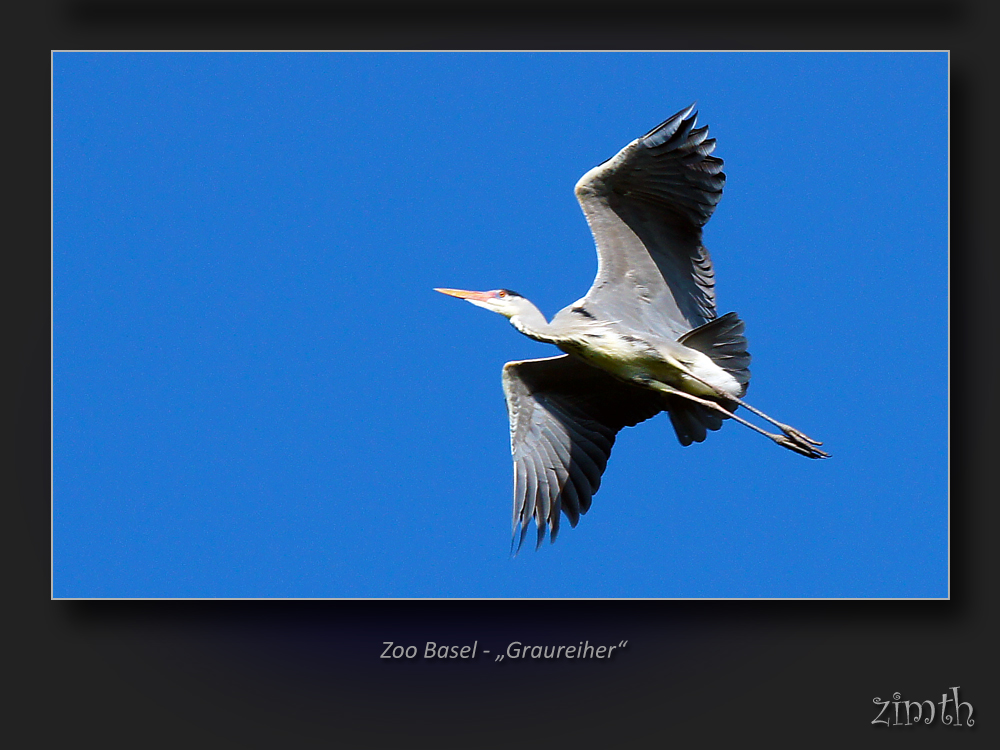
[514,522,529,555]
[640,103,697,147]
[619,105,727,228]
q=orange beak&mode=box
[434,288,494,302]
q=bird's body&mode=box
[556,322,744,401]
[436,105,827,550]
[506,297,744,401]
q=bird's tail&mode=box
[667,312,752,447]
[677,312,751,393]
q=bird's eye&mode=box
[497,291,507,298]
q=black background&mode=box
[14,2,995,746]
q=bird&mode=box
[435,104,828,552]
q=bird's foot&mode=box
[774,433,830,459]
[777,423,824,447]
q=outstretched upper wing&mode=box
[573,104,726,339]
[502,355,664,551]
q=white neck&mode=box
[509,306,558,344]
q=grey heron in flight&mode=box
[436,104,828,551]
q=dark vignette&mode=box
[14,2,995,746]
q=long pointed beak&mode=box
[434,288,493,302]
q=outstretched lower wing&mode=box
[502,355,663,551]
[574,104,725,339]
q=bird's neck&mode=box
[510,306,559,344]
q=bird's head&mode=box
[434,287,530,319]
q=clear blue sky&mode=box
[54,52,947,598]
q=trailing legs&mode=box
[640,378,829,459]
